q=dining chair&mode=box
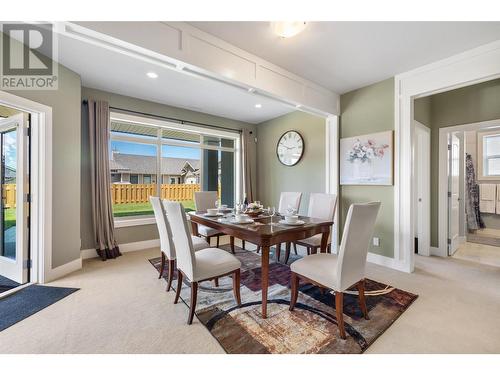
[150,196,208,291]
[194,191,225,247]
[164,200,242,325]
[283,193,337,264]
[264,191,302,260]
[289,201,381,339]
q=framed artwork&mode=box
[340,130,394,185]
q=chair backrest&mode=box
[150,196,175,259]
[307,193,337,221]
[164,201,196,280]
[336,202,381,291]
[278,192,302,215]
[194,191,218,211]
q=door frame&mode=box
[413,121,431,256]
[437,119,500,257]
[395,39,500,272]
[0,90,52,283]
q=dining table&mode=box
[188,210,333,319]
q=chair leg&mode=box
[174,271,183,304]
[327,243,331,253]
[293,242,298,255]
[358,279,369,320]
[188,281,198,325]
[284,242,291,264]
[307,247,310,256]
[242,240,246,250]
[214,278,219,287]
[276,243,281,261]
[335,292,346,339]
[159,252,166,279]
[230,236,235,254]
[289,272,299,311]
[166,259,175,292]
[256,246,261,253]
[216,235,220,248]
[232,269,241,306]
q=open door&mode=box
[414,121,430,256]
[448,133,460,255]
[0,113,30,284]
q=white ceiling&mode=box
[190,22,500,94]
[54,34,294,124]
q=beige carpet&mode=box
[0,240,499,353]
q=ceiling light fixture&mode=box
[270,22,307,38]
[248,88,255,93]
[146,72,158,79]
[255,104,262,109]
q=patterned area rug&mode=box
[149,245,417,354]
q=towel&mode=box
[479,184,496,213]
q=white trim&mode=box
[395,39,500,273]
[430,246,442,256]
[366,252,408,273]
[0,90,53,284]
[114,216,156,228]
[46,257,82,282]
[325,115,339,253]
[476,126,500,180]
[0,282,33,300]
[81,239,160,260]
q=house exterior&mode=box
[109,152,200,184]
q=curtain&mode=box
[465,153,484,231]
[241,129,254,203]
[86,99,121,260]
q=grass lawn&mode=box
[5,208,16,229]
[113,200,196,217]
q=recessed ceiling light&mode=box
[255,104,262,109]
[248,88,255,93]
[146,72,158,79]
[270,22,307,38]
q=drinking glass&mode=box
[269,206,276,225]
[215,200,219,209]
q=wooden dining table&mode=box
[188,211,333,319]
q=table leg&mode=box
[190,220,199,237]
[261,245,270,319]
[320,230,329,253]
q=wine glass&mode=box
[215,199,219,210]
[268,206,276,225]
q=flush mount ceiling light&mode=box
[270,22,307,38]
[146,72,158,79]
[255,103,262,108]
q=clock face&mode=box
[276,130,304,166]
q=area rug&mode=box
[149,245,418,354]
[0,275,19,294]
[0,285,79,332]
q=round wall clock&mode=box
[276,130,304,166]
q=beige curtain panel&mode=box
[86,99,121,260]
[241,129,254,203]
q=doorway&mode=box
[0,105,30,292]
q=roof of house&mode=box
[110,153,200,175]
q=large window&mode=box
[478,130,500,179]
[109,113,239,220]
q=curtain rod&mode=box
[82,100,243,134]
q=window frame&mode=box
[478,130,500,180]
[110,112,241,227]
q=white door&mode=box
[0,113,30,284]
[414,122,431,256]
[448,133,460,255]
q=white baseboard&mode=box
[81,239,160,260]
[430,246,446,257]
[366,252,408,272]
[47,257,82,282]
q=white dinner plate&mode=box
[278,219,305,226]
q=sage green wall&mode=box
[81,87,257,249]
[256,111,325,214]
[415,78,500,247]
[6,65,82,268]
[340,78,395,258]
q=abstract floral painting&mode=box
[340,130,393,185]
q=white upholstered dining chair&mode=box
[289,201,381,339]
[283,193,337,263]
[150,197,208,291]
[194,191,225,247]
[164,200,242,325]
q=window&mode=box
[478,130,500,180]
[111,173,121,183]
[109,113,239,221]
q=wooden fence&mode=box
[111,183,201,204]
[3,184,16,208]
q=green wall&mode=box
[415,78,500,247]
[256,111,325,214]
[81,87,257,249]
[340,78,395,258]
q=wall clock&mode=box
[276,130,304,166]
